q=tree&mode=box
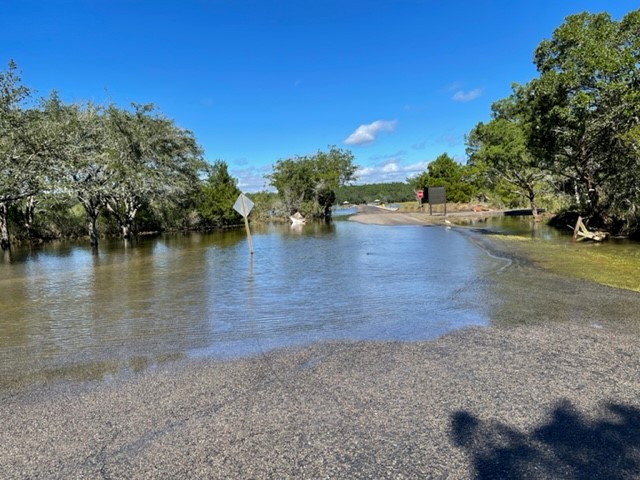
[466,96,550,216]
[0,61,31,249]
[266,146,357,218]
[410,153,476,203]
[246,190,279,222]
[198,160,242,227]
[0,61,61,249]
[57,101,112,248]
[104,103,205,239]
[18,92,81,241]
[526,10,640,231]
[0,63,212,246]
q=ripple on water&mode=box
[0,222,510,389]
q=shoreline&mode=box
[347,204,508,226]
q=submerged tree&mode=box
[104,103,205,239]
[56,101,112,248]
[0,61,62,249]
[266,146,357,218]
[0,63,213,246]
[198,159,242,227]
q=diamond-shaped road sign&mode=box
[233,193,254,217]
[234,193,254,255]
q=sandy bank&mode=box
[348,204,504,226]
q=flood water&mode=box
[0,220,509,389]
[1,217,639,390]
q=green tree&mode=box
[526,10,640,231]
[410,153,476,203]
[266,146,357,218]
[199,160,242,227]
[466,97,550,216]
[246,191,279,222]
[104,103,205,239]
[56,101,112,248]
[0,61,63,249]
[18,92,83,242]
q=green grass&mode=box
[493,234,640,292]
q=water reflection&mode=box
[0,221,508,389]
[456,216,568,240]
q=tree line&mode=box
[0,60,363,251]
[0,61,254,250]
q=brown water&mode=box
[0,221,507,390]
[3,218,640,392]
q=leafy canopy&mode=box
[409,153,476,203]
[199,160,242,227]
[526,10,640,229]
[466,96,550,215]
[266,146,357,217]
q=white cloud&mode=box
[344,120,397,146]
[452,88,482,102]
[370,150,406,161]
[382,162,399,173]
[233,165,273,193]
[405,161,429,172]
[355,166,376,177]
[355,159,427,184]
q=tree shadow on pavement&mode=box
[451,400,640,479]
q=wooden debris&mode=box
[572,216,609,242]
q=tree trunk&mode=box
[23,195,37,240]
[0,202,10,251]
[121,202,137,240]
[106,198,138,240]
[526,187,539,218]
[80,195,103,249]
[83,198,101,248]
[587,187,601,221]
[581,174,605,226]
[87,211,99,248]
[324,202,333,218]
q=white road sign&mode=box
[233,193,254,217]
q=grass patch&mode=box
[492,234,640,292]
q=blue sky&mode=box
[1,1,634,191]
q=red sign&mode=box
[417,190,424,199]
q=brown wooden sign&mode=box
[427,187,447,215]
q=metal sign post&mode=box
[233,193,254,255]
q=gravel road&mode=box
[2,322,639,479]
